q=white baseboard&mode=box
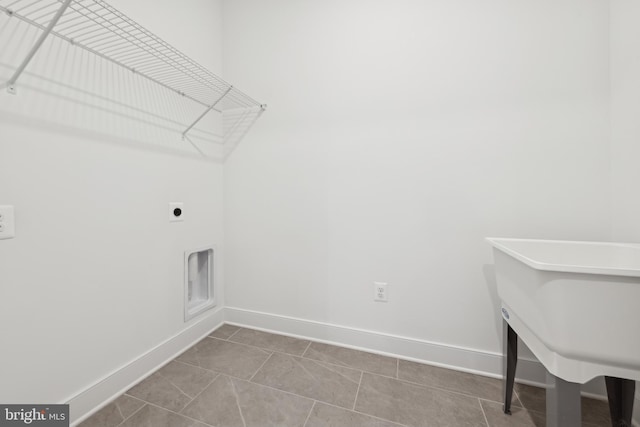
[226,307,521,380]
[68,307,225,426]
[225,307,608,397]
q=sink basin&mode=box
[487,238,640,383]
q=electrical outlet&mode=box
[374,282,388,302]
[169,202,184,222]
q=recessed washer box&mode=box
[184,246,216,321]
[0,205,15,240]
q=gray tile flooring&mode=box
[79,324,612,427]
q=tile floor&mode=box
[79,324,612,427]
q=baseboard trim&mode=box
[224,307,609,397]
[68,307,224,426]
[225,307,526,381]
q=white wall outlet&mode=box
[169,202,184,222]
[374,282,388,302]
[0,205,15,240]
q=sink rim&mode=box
[487,237,640,277]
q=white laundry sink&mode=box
[487,238,640,384]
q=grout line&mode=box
[513,388,525,408]
[174,363,268,384]
[155,369,193,401]
[113,401,147,427]
[478,396,524,410]
[172,356,214,374]
[478,398,491,427]
[291,356,322,382]
[114,399,125,421]
[298,349,398,382]
[317,400,408,427]
[226,338,309,358]
[207,324,230,340]
[301,345,352,369]
[173,342,201,370]
[266,348,367,380]
[362,370,514,406]
[352,371,363,411]
[222,373,407,426]
[141,400,216,427]
[124,370,218,418]
[302,401,316,427]
[172,358,208,371]
[229,378,248,427]
[478,399,551,424]
[226,326,241,341]
[302,341,312,357]
[177,373,220,415]
[237,370,403,426]
[204,326,397,380]
[310,358,360,385]
[173,359,202,371]
[248,352,274,382]
[223,330,317,358]
[206,335,271,356]
[237,376,323,406]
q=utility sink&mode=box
[487,238,640,427]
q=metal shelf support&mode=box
[182,85,233,139]
[5,0,72,94]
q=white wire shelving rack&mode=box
[0,0,265,159]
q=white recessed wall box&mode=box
[184,246,216,321]
[0,205,15,240]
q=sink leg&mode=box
[503,319,518,414]
[605,376,635,427]
[546,371,581,427]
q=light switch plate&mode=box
[0,205,15,239]
[169,202,184,222]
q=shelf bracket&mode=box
[182,85,233,139]
[5,0,72,95]
[183,134,207,157]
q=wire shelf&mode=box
[0,0,265,160]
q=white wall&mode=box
[0,0,224,421]
[222,0,611,357]
[611,0,640,242]
[0,0,630,421]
